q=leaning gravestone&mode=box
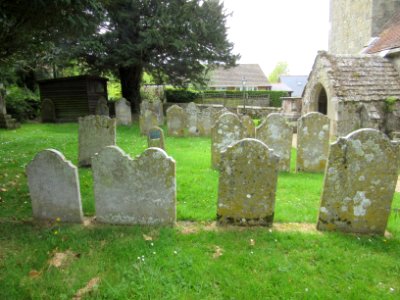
[211,112,243,169]
[41,98,56,123]
[148,126,165,150]
[115,98,132,125]
[92,146,176,225]
[217,139,279,226]
[198,106,214,136]
[296,112,330,172]
[26,149,83,223]
[78,115,116,167]
[167,105,186,137]
[95,96,109,116]
[139,109,158,135]
[185,102,199,136]
[317,129,398,235]
[241,115,255,138]
[256,113,292,172]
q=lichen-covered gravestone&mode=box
[115,98,132,125]
[256,113,292,172]
[211,112,243,169]
[139,109,158,135]
[153,99,164,125]
[167,105,186,137]
[185,102,199,136]
[217,139,279,226]
[212,107,229,124]
[41,98,56,123]
[296,112,330,172]
[78,115,116,167]
[147,126,165,150]
[26,149,83,223]
[241,115,255,138]
[95,96,109,116]
[92,146,176,225]
[317,129,399,235]
[198,106,214,136]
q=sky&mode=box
[222,0,330,77]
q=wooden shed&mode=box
[38,75,108,122]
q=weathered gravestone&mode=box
[217,138,279,226]
[95,96,109,116]
[41,98,56,123]
[78,115,116,167]
[153,99,164,125]
[0,89,20,129]
[296,112,330,172]
[198,106,214,136]
[212,107,229,124]
[147,126,165,150]
[211,112,243,169]
[185,102,199,136]
[139,109,158,135]
[167,105,186,137]
[317,129,399,235]
[241,115,255,138]
[115,98,132,125]
[256,113,292,172]
[92,146,176,225]
[26,149,83,223]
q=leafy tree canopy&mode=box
[268,61,289,83]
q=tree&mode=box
[268,61,289,83]
[77,0,239,112]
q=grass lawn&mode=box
[1,123,399,299]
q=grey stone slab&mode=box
[256,113,292,172]
[218,138,279,226]
[92,146,176,225]
[241,115,255,138]
[115,98,132,125]
[296,112,330,172]
[167,105,186,137]
[41,98,56,123]
[148,126,165,150]
[78,115,116,167]
[95,96,109,116]
[139,109,158,135]
[198,106,214,136]
[185,102,199,136]
[26,149,83,223]
[317,129,399,235]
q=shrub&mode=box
[5,86,40,121]
[165,88,199,103]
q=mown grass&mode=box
[0,123,399,299]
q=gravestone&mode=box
[0,90,7,115]
[211,112,243,169]
[92,146,176,225]
[0,89,20,129]
[185,102,199,136]
[198,106,214,136]
[41,98,56,123]
[26,149,83,223]
[256,113,292,172]
[241,115,255,138]
[167,105,186,137]
[148,126,165,149]
[212,107,229,124]
[217,139,279,226]
[115,98,132,125]
[95,96,109,116]
[78,115,116,167]
[317,129,399,235]
[296,112,330,172]
[153,99,165,125]
[140,99,151,113]
[139,109,158,135]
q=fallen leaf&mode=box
[143,234,153,241]
[73,277,101,300]
[0,188,7,192]
[213,246,223,259]
[48,250,79,268]
[250,239,255,246]
[29,269,41,278]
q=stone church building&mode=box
[303,0,400,137]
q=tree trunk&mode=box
[119,65,143,113]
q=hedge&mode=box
[165,88,289,107]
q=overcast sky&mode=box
[222,0,330,76]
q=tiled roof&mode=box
[314,51,400,102]
[365,12,400,54]
[208,64,269,88]
[270,83,293,92]
[279,75,308,97]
